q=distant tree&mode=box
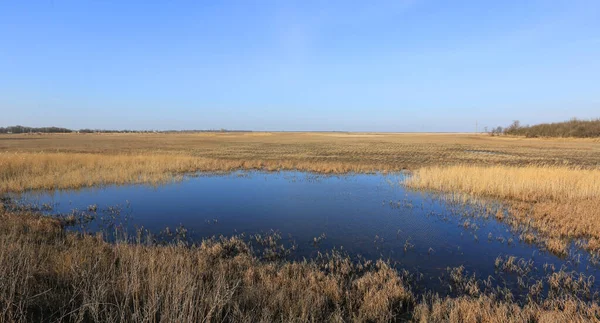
[489,126,503,136]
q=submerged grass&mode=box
[0,207,414,322]
[1,206,599,322]
[405,165,600,254]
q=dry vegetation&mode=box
[0,206,410,322]
[405,165,600,254]
[0,153,232,192]
[1,132,600,192]
[1,206,599,323]
[405,165,600,202]
[2,132,600,321]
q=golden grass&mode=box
[405,165,600,253]
[3,132,600,170]
[1,132,599,192]
[1,208,598,322]
[414,295,600,323]
[405,165,600,202]
[0,152,387,193]
[0,153,229,192]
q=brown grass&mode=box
[0,208,417,322]
[405,165,600,253]
[414,295,600,323]
[0,153,233,192]
[3,132,600,168]
[404,165,600,202]
[0,152,390,193]
[1,208,599,322]
[1,132,599,192]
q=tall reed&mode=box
[405,165,600,202]
[405,165,600,252]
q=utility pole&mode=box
[475,120,478,134]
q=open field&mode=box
[2,132,600,168]
[1,132,599,193]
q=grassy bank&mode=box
[1,207,599,322]
[405,165,600,253]
[0,152,388,193]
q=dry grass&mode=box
[414,295,600,323]
[1,207,599,322]
[0,206,415,322]
[3,132,600,168]
[405,165,600,202]
[405,165,600,253]
[0,152,389,193]
[1,132,599,192]
[0,153,235,192]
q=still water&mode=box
[13,171,599,296]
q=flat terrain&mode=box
[2,132,600,170]
[2,132,600,322]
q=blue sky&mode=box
[1,1,599,132]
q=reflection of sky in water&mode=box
[13,171,600,297]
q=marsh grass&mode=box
[0,206,417,322]
[404,165,600,202]
[0,152,387,193]
[0,153,230,192]
[405,165,600,254]
[1,206,599,322]
[1,132,600,193]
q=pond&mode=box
[12,171,600,297]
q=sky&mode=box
[1,0,599,132]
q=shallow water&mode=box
[13,171,600,296]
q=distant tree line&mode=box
[484,118,600,138]
[0,126,72,134]
[501,118,600,138]
[0,126,252,134]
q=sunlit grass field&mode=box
[1,132,599,193]
[2,132,600,168]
